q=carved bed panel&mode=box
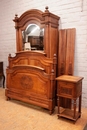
[5,65,55,114]
[5,51,57,114]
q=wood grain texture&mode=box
[58,28,76,108]
[58,29,67,76]
[65,28,76,75]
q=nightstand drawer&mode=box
[58,81,74,98]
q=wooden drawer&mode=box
[58,81,74,98]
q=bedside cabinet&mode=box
[56,75,84,123]
[0,62,5,88]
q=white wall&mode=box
[0,0,87,107]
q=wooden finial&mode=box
[9,54,11,57]
[45,6,49,12]
[15,14,18,19]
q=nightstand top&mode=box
[56,75,84,83]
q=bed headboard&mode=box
[8,51,57,74]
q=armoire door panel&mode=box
[65,28,76,75]
[58,29,67,76]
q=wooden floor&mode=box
[0,87,87,130]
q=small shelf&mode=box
[58,108,81,121]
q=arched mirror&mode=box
[22,24,44,51]
[13,7,60,57]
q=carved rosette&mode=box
[20,75,33,89]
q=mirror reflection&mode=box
[22,24,44,51]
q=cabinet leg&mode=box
[79,95,81,113]
[58,115,60,119]
[79,115,81,118]
[49,109,54,115]
[6,96,10,101]
[73,99,76,119]
[3,75,5,88]
[57,97,60,114]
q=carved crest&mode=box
[20,75,33,89]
